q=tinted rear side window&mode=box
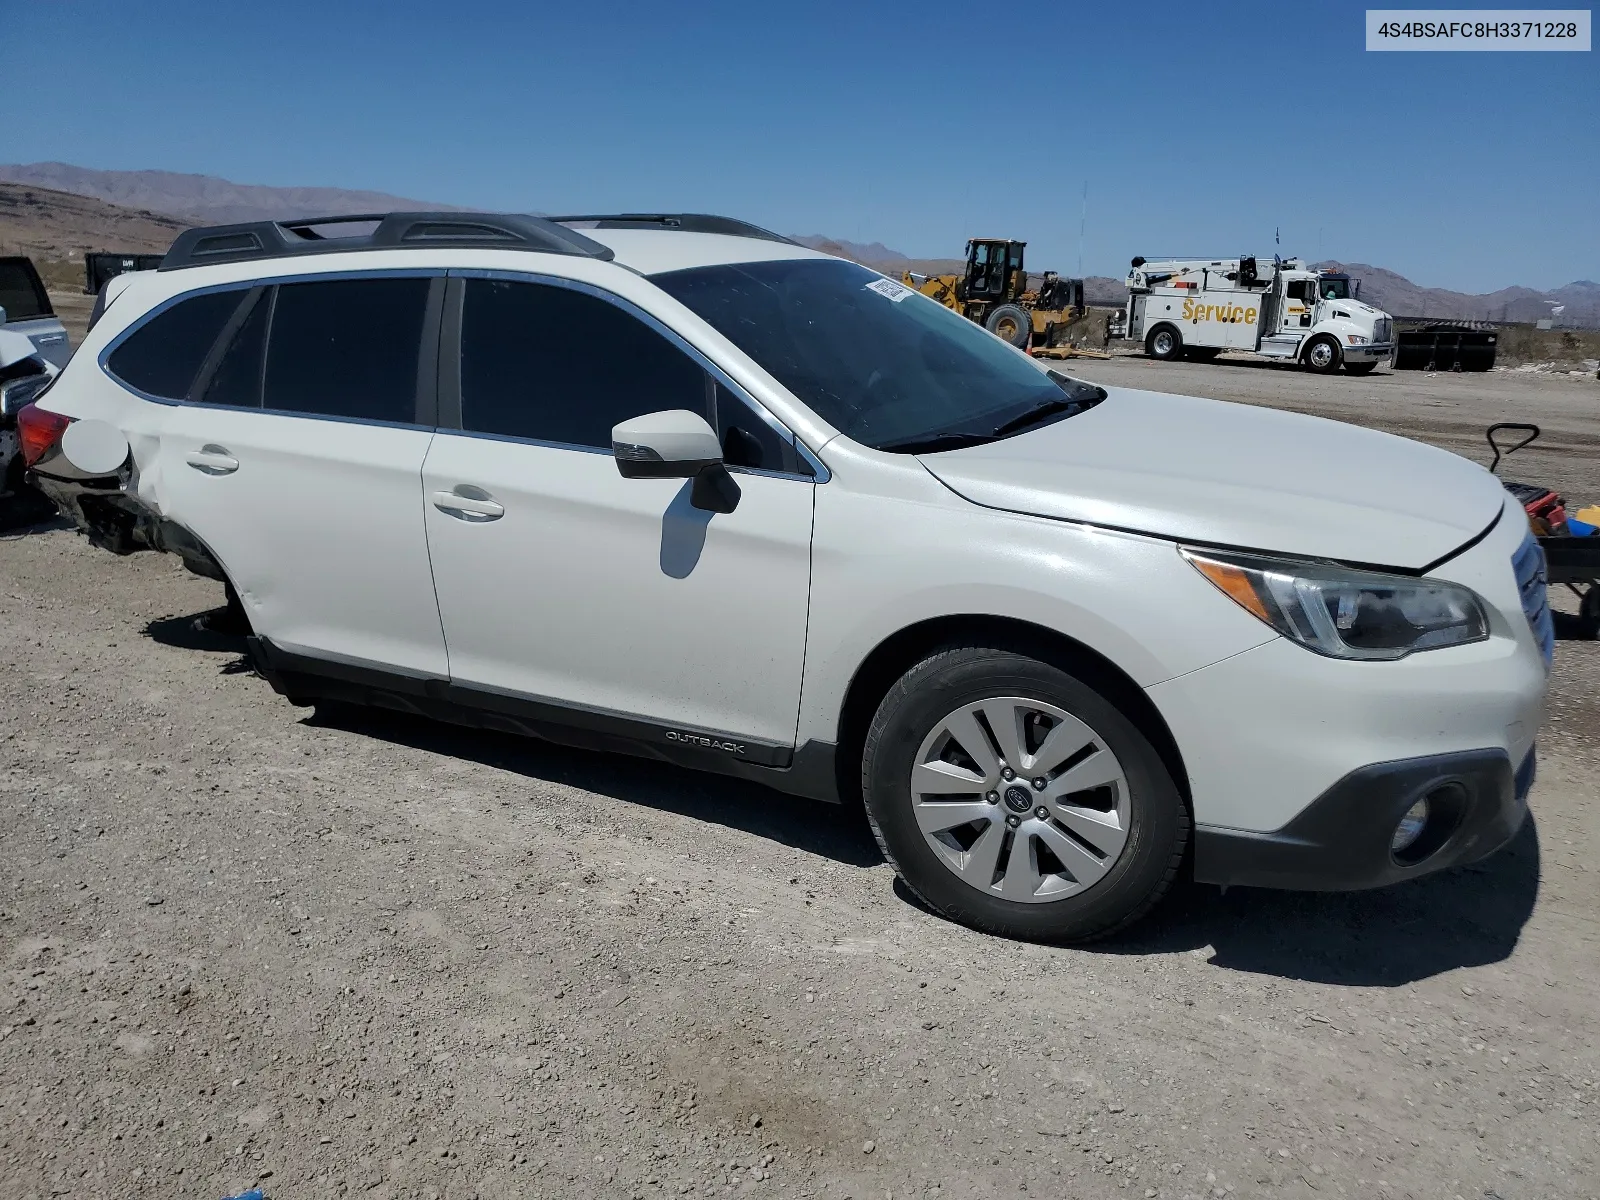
[263,277,430,423]
[0,259,52,321]
[459,279,706,447]
[106,289,246,400]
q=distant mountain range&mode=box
[1312,260,1600,327]
[0,182,187,261]
[0,162,453,226]
[1,163,1593,326]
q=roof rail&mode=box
[159,212,616,271]
[549,214,797,245]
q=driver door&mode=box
[1282,279,1315,331]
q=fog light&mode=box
[1391,799,1430,853]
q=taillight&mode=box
[17,404,72,467]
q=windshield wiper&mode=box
[989,397,1080,438]
[876,430,997,455]
[990,382,1106,438]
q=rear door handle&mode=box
[186,445,239,476]
[431,487,505,522]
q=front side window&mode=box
[106,288,247,400]
[653,258,1099,452]
[459,279,707,448]
[263,277,430,423]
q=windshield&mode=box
[1319,276,1351,300]
[652,258,1101,452]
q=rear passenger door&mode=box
[145,273,448,675]
[420,274,815,755]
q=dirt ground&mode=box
[1,357,1597,1200]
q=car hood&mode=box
[916,386,1504,570]
[1326,298,1387,323]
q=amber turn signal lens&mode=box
[1187,555,1272,623]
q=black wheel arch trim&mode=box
[828,613,1192,813]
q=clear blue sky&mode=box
[8,0,1596,291]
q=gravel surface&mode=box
[2,365,1597,1200]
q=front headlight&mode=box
[1183,548,1489,660]
[1345,334,1369,345]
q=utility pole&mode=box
[1078,181,1087,279]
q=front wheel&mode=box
[861,646,1188,942]
[1145,325,1183,361]
[985,304,1033,349]
[1345,361,1378,375]
[1303,335,1342,374]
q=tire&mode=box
[1185,346,1221,362]
[1145,325,1182,361]
[199,580,254,636]
[860,645,1189,942]
[1302,335,1342,374]
[0,456,58,532]
[985,304,1032,349]
[1345,361,1378,376]
[1579,587,1600,640]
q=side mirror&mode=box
[612,409,740,514]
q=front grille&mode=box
[1373,317,1392,344]
[1512,533,1554,668]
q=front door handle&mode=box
[186,445,239,476]
[431,487,505,522]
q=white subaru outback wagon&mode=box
[25,211,1550,941]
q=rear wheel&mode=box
[861,645,1188,942]
[985,304,1033,349]
[1345,361,1378,375]
[1145,325,1183,361]
[1303,335,1342,374]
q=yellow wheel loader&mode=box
[902,239,1087,350]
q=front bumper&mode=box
[1194,747,1533,890]
[1343,341,1394,362]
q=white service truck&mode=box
[1124,255,1394,374]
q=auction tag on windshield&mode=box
[864,277,914,302]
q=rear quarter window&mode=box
[105,289,248,400]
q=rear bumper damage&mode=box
[31,470,226,580]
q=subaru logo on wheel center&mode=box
[1003,785,1033,814]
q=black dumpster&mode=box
[84,253,166,295]
[1392,321,1498,372]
